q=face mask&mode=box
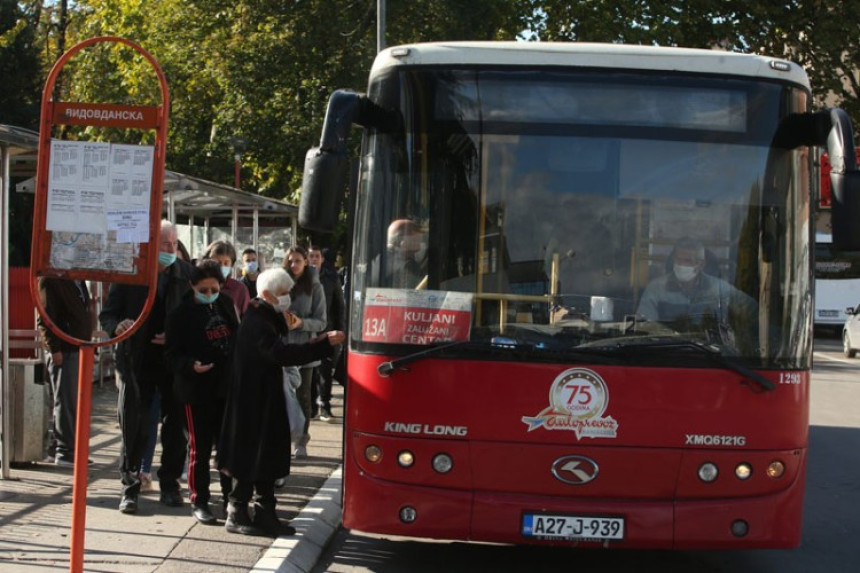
[415,241,428,262]
[195,290,219,305]
[221,266,232,279]
[159,251,177,267]
[673,263,698,283]
[244,261,258,273]
[274,294,291,312]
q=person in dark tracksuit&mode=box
[165,260,238,525]
[99,220,192,514]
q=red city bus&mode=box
[300,42,860,549]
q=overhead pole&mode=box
[377,0,386,53]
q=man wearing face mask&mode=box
[637,237,757,330]
[240,247,261,298]
[99,220,194,514]
[385,219,428,288]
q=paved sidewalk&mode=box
[0,380,344,572]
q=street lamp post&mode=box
[230,136,248,189]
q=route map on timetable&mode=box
[50,231,138,273]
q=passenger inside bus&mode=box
[636,237,757,341]
[381,218,428,289]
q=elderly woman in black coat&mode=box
[218,267,344,536]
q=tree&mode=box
[0,0,41,128]
[521,0,860,129]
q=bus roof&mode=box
[370,41,810,89]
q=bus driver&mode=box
[636,237,757,333]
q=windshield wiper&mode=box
[600,339,775,392]
[377,341,474,376]
[377,338,618,376]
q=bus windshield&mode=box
[351,68,812,369]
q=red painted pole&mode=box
[68,344,95,573]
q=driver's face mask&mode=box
[673,263,698,283]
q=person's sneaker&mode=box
[192,503,217,525]
[293,444,308,459]
[54,455,94,466]
[139,472,155,492]
[119,493,138,514]
[318,407,337,423]
[274,476,286,488]
[159,489,184,507]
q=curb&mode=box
[251,466,343,573]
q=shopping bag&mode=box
[284,367,305,438]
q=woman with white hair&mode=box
[218,268,344,537]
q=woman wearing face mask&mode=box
[164,259,239,526]
[281,246,327,458]
[203,240,251,319]
[217,267,344,536]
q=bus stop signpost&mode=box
[29,36,169,573]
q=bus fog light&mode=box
[399,506,417,523]
[698,462,719,482]
[731,519,749,537]
[767,461,785,478]
[365,445,382,463]
[397,450,415,468]
[432,453,453,474]
[735,463,752,480]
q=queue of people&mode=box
[41,219,347,537]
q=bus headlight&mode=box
[397,450,415,468]
[698,462,719,482]
[364,445,382,463]
[735,463,752,480]
[767,460,785,478]
[432,453,453,474]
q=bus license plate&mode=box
[522,513,625,541]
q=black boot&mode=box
[252,502,296,537]
[225,502,264,536]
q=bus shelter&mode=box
[161,170,298,268]
[1,124,41,477]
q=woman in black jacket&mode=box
[217,267,344,537]
[165,260,239,525]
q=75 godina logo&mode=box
[521,368,619,440]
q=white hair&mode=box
[160,219,177,238]
[256,267,294,296]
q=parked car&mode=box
[842,304,860,357]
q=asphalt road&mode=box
[313,336,860,573]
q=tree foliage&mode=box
[524,0,860,127]
[7,0,860,199]
[1,0,41,128]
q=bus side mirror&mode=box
[299,147,348,232]
[831,171,860,251]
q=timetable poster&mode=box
[45,140,153,243]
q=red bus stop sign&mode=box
[28,36,169,573]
